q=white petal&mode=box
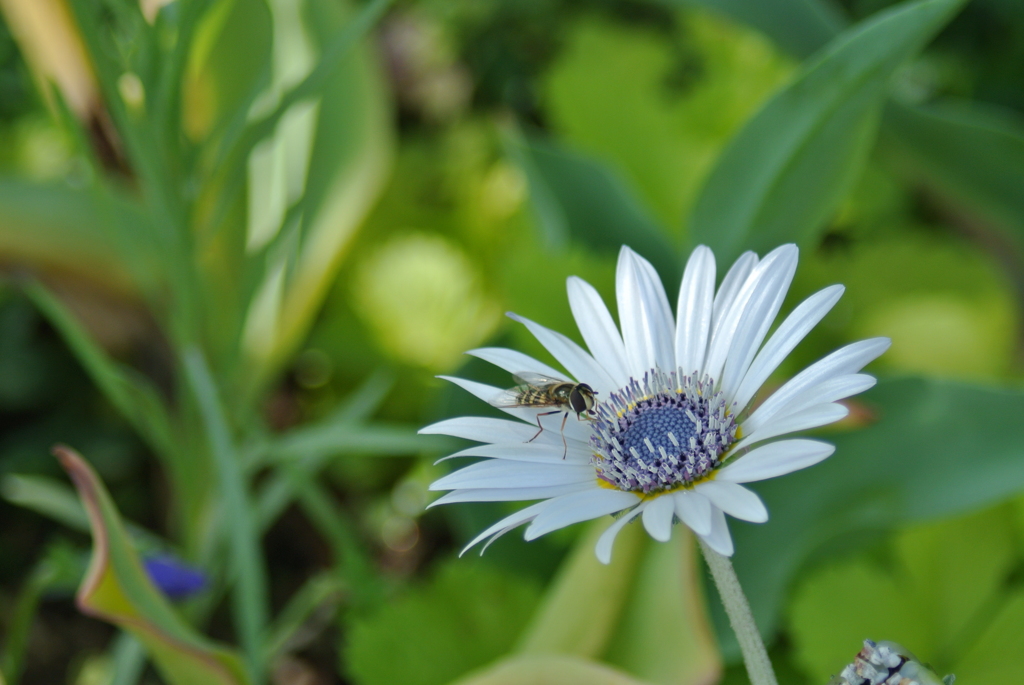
[719,245,798,405]
[641,494,676,542]
[709,251,757,348]
[743,338,890,435]
[429,482,593,506]
[438,441,592,465]
[420,416,547,444]
[675,246,716,376]
[699,507,734,556]
[716,439,835,483]
[595,503,646,564]
[732,402,849,452]
[460,501,548,556]
[567,276,630,387]
[773,373,876,419]
[695,481,768,523]
[617,247,675,377]
[437,376,592,444]
[706,246,794,393]
[506,313,618,396]
[430,460,594,491]
[673,489,712,536]
[524,488,639,540]
[467,347,564,380]
[731,285,845,413]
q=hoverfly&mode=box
[490,372,598,458]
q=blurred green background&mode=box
[0,0,1023,683]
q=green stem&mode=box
[697,539,778,685]
[184,348,268,684]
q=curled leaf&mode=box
[55,445,250,685]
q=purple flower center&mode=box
[590,369,737,494]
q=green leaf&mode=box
[517,520,647,658]
[23,281,175,458]
[541,15,792,232]
[1,473,90,532]
[344,560,542,685]
[883,99,1024,248]
[951,590,1024,682]
[54,445,250,685]
[450,654,655,685]
[263,572,345,663]
[231,0,395,389]
[669,0,846,59]
[725,377,1024,653]
[508,133,681,285]
[603,531,721,685]
[787,506,1018,681]
[0,178,157,295]
[687,0,966,264]
[183,348,268,683]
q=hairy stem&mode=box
[697,538,778,685]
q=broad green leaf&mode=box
[233,0,394,390]
[0,178,156,295]
[24,281,175,459]
[603,531,721,685]
[509,134,680,285]
[795,235,1019,381]
[723,377,1024,654]
[451,654,655,685]
[787,506,1017,681]
[952,590,1024,682]
[688,0,966,264]
[55,445,250,685]
[344,560,542,685]
[670,0,847,59]
[541,14,792,232]
[517,520,646,658]
[883,99,1024,248]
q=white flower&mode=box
[422,245,889,562]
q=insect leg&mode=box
[528,410,562,443]
[559,411,569,459]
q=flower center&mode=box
[590,369,737,495]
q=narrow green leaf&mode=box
[724,377,1024,653]
[688,0,966,264]
[271,423,441,462]
[669,0,846,59]
[883,100,1024,247]
[183,348,268,683]
[1,473,90,533]
[263,573,345,663]
[55,445,250,685]
[508,133,680,285]
[23,281,175,458]
[451,654,655,685]
[108,633,148,685]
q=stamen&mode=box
[590,368,737,495]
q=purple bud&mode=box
[143,555,207,600]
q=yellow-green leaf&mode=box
[451,654,655,685]
[55,445,250,685]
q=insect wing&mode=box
[511,372,569,388]
[489,387,533,408]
